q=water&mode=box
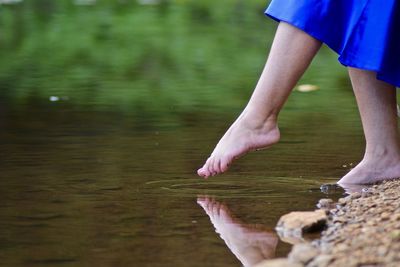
[0,1,372,266]
[0,91,364,266]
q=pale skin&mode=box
[339,68,400,185]
[197,22,400,184]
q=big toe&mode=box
[197,167,209,178]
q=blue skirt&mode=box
[265,0,400,87]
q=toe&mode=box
[213,159,221,174]
[198,157,213,178]
[207,157,215,176]
[220,157,231,172]
[197,168,204,176]
[197,167,209,177]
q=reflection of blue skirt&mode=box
[265,0,400,87]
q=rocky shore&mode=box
[256,179,400,267]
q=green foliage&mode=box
[0,0,274,111]
[0,0,347,116]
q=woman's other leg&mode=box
[338,68,400,184]
[198,22,322,178]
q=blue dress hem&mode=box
[265,10,400,88]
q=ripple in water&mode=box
[144,176,337,199]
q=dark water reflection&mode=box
[0,88,364,266]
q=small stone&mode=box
[378,245,388,256]
[391,230,400,240]
[288,243,318,264]
[333,243,348,253]
[332,217,346,224]
[338,198,347,206]
[253,258,303,267]
[276,210,327,237]
[367,220,378,226]
[383,195,398,201]
[307,254,333,267]
[350,192,361,199]
[381,212,391,220]
[336,210,345,216]
[391,214,400,221]
[317,198,334,209]
[369,208,376,213]
[361,192,369,198]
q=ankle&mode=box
[364,144,400,161]
[240,109,278,129]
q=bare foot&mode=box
[338,155,400,185]
[197,112,280,178]
[197,197,278,266]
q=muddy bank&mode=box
[257,179,400,267]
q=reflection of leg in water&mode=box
[197,22,322,178]
[197,197,278,267]
[338,69,400,185]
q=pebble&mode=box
[337,198,347,205]
[254,258,303,267]
[317,199,334,209]
[307,255,333,267]
[270,179,400,267]
[288,243,318,264]
[350,192,361,199]
[276,210,327,239]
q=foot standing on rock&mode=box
[197,0,400,184]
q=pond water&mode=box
[0,1,377,266]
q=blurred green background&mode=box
[0,0,349,116]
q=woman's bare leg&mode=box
[197,22,322,178]
[338,68,400,185]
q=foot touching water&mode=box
[197,197,278,266]
[338,154,400,185]
[197,112,280,178]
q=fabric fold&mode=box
[265,0,400,87]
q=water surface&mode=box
[0,1,370,266]
[0,94,364,266]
